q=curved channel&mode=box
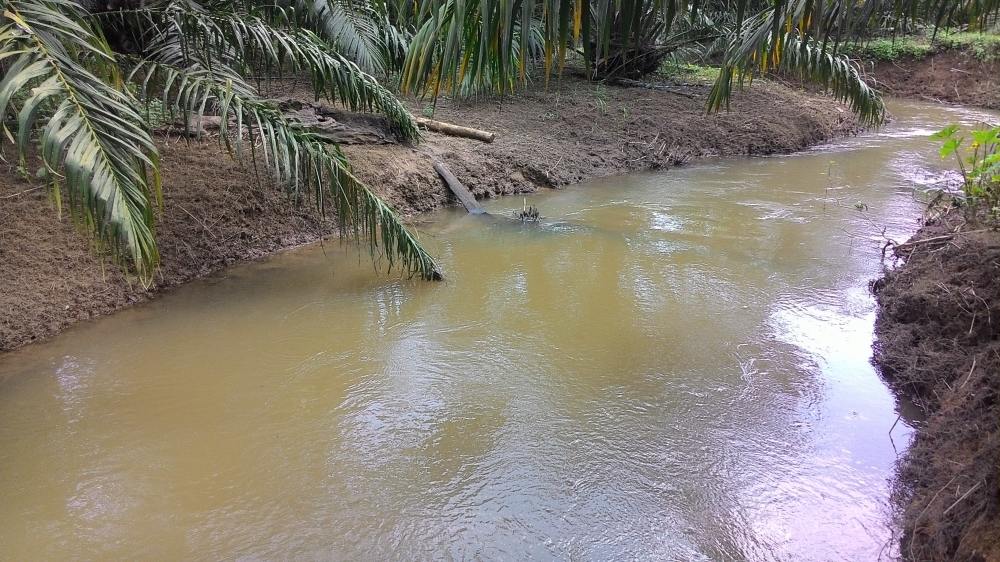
[1,100,997,560]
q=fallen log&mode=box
[284,102,397,144]
[161,109,397,145]
[416,117,496,143]
[433,162,486,215]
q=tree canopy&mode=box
[2,0,998,281]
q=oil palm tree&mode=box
[0,0,440,282]
[707,0,1000,126]
[399,0,1000,125]
[299,0,410,77]
[5,0,999,285]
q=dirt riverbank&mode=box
[874,210,1000,561]
[856,41,1000,561]
[867,50,1000,110]
[0,77,859,351]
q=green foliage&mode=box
[656,61,719,82]
[934,31,1000,61]
[836,32,1000,63]
[840,37,935,61]
[932,124,1000,212]
[710,30,886,126]
[1,0,161,279]
[710,1,1000,128]
[133,0,419,142]
[134,59,439,278]
[398,0,1000,127]
[303,0,410,77]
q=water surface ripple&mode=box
[2,100,997,560]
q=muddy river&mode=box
[2,100,998,560]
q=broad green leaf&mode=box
[931,124,959,140]
[940,137,962,159]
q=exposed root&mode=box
[874,209,1000,561]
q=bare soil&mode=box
[0,143,335,351]
[874,210,1000,561]
[339,78,862,215]
[857,43,1000,561]
[1,77,857,351]
[867,50,1000,109]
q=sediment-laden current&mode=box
[2,100,997,560]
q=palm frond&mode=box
[299,0,408,76]
[400,0,544,97]
[131,58,441,280]
[398,0,1000,122]
[398,0,723,97]
[707,0,1000,124]
[110,0,420,140]
[708,28,885,126]
[1,0,160,280]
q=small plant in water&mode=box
[514,198,541,222]
[932,124,1000,214]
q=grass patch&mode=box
[840,37,935,61]
[840,32,1000,62]
[656,61,720,83]
[934,31,1000,62]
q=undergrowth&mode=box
[934,31,1000,62]
[840,37,935,61]
[656,61,720,82]
[841,31,1000,62]
[932,124,1000,215]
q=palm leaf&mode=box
[708,0,1000,124]
[299,0,408,76]
[131,58,441,280]
[708,28,885,126]
[400,0,543,97]
[1,0,160,280]
[117,0,420,141]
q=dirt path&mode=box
[1,77,858,351]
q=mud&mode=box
[868,50,1000,109]
[1,76,858,351]
[874,210,1000,561]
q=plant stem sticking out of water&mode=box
[514,198,541,222]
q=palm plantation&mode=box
[3,0,1000,560]
[2,0,997,281]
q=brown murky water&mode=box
[2,101,998,560]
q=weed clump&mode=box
[656,61,720,82]
[931,124,1000,216]
[840,31,1000,62]
[841,37,935,61]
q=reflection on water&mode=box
[2,100,996,560]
